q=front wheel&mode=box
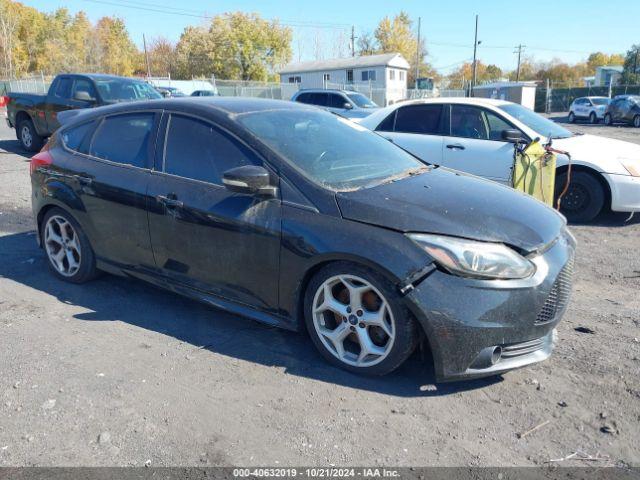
[633,115,640,128]
[568,111,576,123]
[604,113,612,126]
[41,207,99,283]
[17,119,44,152]
[304,262,419,376]
[555,171,605,223]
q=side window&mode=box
[295,93,311,104]
[310,93,328,107]
[54,78,73,99]
[376,111,396,132]
[163,115,259,185]
[484,110,515,141]
[72,79,97,101]
[328,94,347,108]
[450,105,489,140]
[62,121,95,154]
[89,113,155,168]
[394,104,443,135]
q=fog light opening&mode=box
[491,346,502,365]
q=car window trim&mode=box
[82,110,162,171]
[156,110,273,188]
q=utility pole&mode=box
[415,16,421,89]
[350,26,357,57]
[514,44,526,82]
[471,15,479,95]
[143,34,151,78]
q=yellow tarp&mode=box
[512,140,556,206]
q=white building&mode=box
[594,66,623,87]
[279,53,410,105]
[473,81,537,110]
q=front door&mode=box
[147,113,281,311]
[441,104,519,184]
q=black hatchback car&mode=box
[604,95,640,127]
[30,98,576,381]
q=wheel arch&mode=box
[15,110,32,129]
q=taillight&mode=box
[0,95,8,107]
[30,142,53,175]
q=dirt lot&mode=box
[0,110,638,467]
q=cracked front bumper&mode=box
[404,229,576,382]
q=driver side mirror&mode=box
[222,165,277,197]
[343,102,353,110]
[502,129,524,143]
[74,90,96,103]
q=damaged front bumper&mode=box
[404,229,576,382]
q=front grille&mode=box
[501,337,545,358]
[535,258,574,325]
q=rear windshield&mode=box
[95,79,162,102]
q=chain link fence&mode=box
[534,83,640,113]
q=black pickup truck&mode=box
[6,73,162,151]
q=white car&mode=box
[359,98,640,222]
[568,96,610,124]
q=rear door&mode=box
[327,92,349,115]
[441,104,520,183]
[63,111,159,269]
[147,113,281,311]
[375,103,445,165]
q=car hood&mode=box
[336,168,565,252]
[552,134,640,173]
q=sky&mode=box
[20,0,640,74]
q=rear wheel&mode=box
[304,262,418,376]
[17,118,44,152]
[634,115,640,128]
[604,113,612,126]
[568,111,576,123]
[41,208,99,283]
[589,111,597,124]
[555,171,605,223]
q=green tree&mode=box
[94,16,138,76]
[622,44,640,84]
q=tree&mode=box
[356,31,377,56]
[0,0,20,77]
[622,44,640,84]
[146,36,176,77]
[94,17,138,76]
[448,61,503,86]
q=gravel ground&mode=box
[0,110,638,467]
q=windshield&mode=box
[590,97,609,106]
[346,93,378,108]
[499,103,572,139]
[95,79,162,102]
[238,109,426,190]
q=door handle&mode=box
[73,174,92,185]
[446,144,465,150]
[156,194,183,208]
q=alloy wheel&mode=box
[44,215,82,277]
[312,274,395,367]
[21,125,32,148]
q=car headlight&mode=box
[620,158,640,177]
[407,233,536,280]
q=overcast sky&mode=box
[22,0,639,73]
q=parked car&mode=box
[360,98,640,222]
[291,89,379,119]
[155,86,186,98]
[604,95,640,128]
[6,73,162,151]
[191,90,218,97]
[30,97,575,381]
[568,96,609,124]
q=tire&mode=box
[604,113,612,126]
[634,115,640,128]
[41,207,99,283]
[589,112,597,124]
[568,111,575,123]
[555,171,605,223]
[17,118,44,152]
[304,262,419,376]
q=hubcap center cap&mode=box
[348,314,358,325]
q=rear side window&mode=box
[89,113,155,168]
[394,104,443,134]
[54,78,73,99]
[309,93,328,107]
[376,111,396,132]
[163,114,259,185]
[61,121,95,153]
[295,93,311,104]
[328,93,347,108]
